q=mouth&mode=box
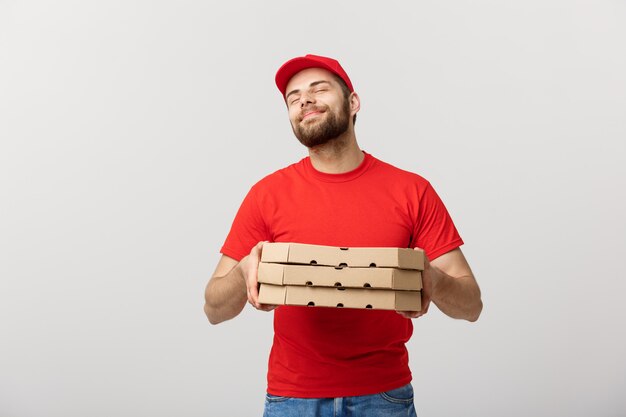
[301,110,324,121]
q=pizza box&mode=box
[258,283,422,311]
[260,242,424,270]
[257,262,422,290]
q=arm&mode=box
[429,248,482,321]
[204,242,276,325]
[399,248,482,322]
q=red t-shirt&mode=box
[221,152,463,398]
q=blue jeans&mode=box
[263,383,417,417]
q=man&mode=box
[204,54,482,417]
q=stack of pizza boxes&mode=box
[257,243,424,311]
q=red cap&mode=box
[275,54,354,96]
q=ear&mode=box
[349,92,360,117]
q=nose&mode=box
[299,91,315,107]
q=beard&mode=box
[291,98,351,148]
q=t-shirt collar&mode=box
[303,151,375,183]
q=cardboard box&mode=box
[258,283,422,311]
[258,283,289,306]
[258,262,422,290]
[261,242,424,270]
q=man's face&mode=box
[284,68,352,148]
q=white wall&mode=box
[1,1,624,416]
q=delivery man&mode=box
[204,54,482,417]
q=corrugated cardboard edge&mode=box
[258,262,287,285]
[399,248,425,270]
[260,242,292,263]
[394,290,422,311]
[391,268,423,290]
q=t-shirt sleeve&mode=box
[220,184,271,261]
[411,182,464,261]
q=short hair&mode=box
[332,74,357,125]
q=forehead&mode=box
[285,67,337,93]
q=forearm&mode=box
[431,268,482,322]
[204,263,247,325]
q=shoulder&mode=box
[369,154,431,188]
[249,157,307,191]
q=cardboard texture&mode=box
[261,242,424,270]
[258,283,421,311]
[257,283,287,305]
[258,262,422,290]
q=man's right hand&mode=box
[204,241,277,324]
[240,241,277,311]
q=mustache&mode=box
[299,106,326,120]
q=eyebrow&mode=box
[285,80,332,101]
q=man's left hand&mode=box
[397,247,437,319]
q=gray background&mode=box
[1,1,625,416]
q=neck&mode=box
[307,129,363,174]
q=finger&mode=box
[252,241,266,260]
[258,304,278,312]
[248,276,260,308]
[244,263,258,306]
[420,291,431,313]
[417,301,430,317]
[397,310,421,319]
[246,287,254,305]
[248,248,264,308]
[247,241,269,308]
